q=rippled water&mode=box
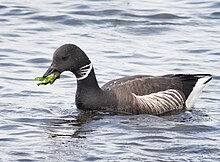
[0,0,220,161]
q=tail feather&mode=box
[169,74,212,109]
[185,75,212,109]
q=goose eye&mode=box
[62,56,68,61]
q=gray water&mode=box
[0,0,220,161]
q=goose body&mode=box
[43,44,212,115]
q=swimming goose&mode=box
[42,44,212,115]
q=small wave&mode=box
[1,33,20,38]
[21,90,51,95]
[187,49,211,54]
[0,5,7,9]
[60,18,147,27]
[61,18,85,26]
[0,63,23,67]
[67,18,182,29]
[69,9,122,17]
[146,13,189,19]
[0,137,18,142]
[0,48,21,53]
[122,26,171,36]
[210,2,220,8]
[1,8,36,16]
[68,4,89,10]
[209,12,220,19]
[0,54,9,59]
[25,58,50,64]
[0,18,8,22]
[123,13,189,20]
[213,75,220,80]
[29,15,69,22]
[0,124,21,131]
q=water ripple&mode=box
[25,58,50,64]
[0,0,219,161]
[145,13,189,19]
[69,9,122,17]
[0,63,23,67]
[0,5,7,9]
[29,15,70,22]
[209,12,220,19]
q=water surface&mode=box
[0,0,220,161]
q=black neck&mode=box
[75,67,101,92]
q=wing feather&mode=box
[132,89,185,115]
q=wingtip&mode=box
[203,75,212,84]
[192,74,212,84]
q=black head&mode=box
[43,44,91,81]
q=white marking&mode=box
[132,89,184,115]
[185,76,212,110]
[76,63,93,80]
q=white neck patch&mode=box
[76,63,93,80]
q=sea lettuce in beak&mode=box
[35,72,60,86]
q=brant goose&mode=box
[42,44,212,115]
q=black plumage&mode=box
[42,44,212,115]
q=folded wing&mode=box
[132,89,185,115]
